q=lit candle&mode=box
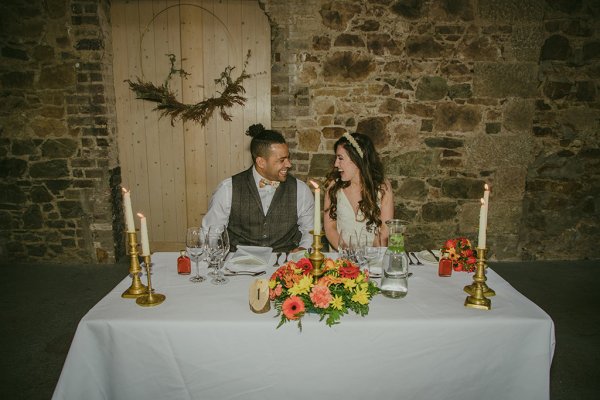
[137,212,150,256]
[309,180,321,235]
[483,183,490,215]
[478,198,488,249]
[122,188,135,233]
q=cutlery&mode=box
[427,249,440,262]
[405,251,414,265]
[224,268,266,276]
[273,252,281,267]
[411,252,423,265]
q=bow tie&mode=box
[259,178,280,189]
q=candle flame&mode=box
[121,187,128,194]
[484,183,489,190]
[137,212,145,218]
[481,198,485,206]
[309,179,319,189]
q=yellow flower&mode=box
[268,279,277,289]
[343,278,357,290]
[352,287,370,305]
[356,274,364,283]
[331,294,344,310]
[288,274,313,296]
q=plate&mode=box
[416,250,441,264]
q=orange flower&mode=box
[282,296,305,320]
[310,285,332,308]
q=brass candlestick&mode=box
[464,247,491,310]
[136,255,166,307]
[122,232,148,298]
[309,230,325,277]
[464,248,495,297]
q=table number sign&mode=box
[249,279,270,314]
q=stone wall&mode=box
[1,0,598,263]
[0,0,121,263]
[261,0,600,260]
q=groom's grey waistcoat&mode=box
[228,168,301,253]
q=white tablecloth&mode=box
[53,252,555,400]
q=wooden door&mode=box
[111,0,271,250]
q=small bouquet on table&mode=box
[269,257,380,331]
[438,237,477,276]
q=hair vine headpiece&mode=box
[343,132,364,158]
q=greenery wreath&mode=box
[126,50,254,126]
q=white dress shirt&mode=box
[202,167,315,249]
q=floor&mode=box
[0,258,598,399]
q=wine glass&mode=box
[338,228,357,262]
[359,227,382,275]
[186,227,207,283]
[207,225,229,285]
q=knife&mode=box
[427,249,439,262]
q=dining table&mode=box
[52,251,555,400]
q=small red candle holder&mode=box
[438,258,453,277]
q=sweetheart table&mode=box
[52,252,555,400]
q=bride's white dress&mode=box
[335,189,375,247]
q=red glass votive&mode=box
[438,258,453,277]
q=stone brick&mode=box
[384,151,437,177]
[390,0,425,19]
[1,46,29,60]
[416,76,448,100]
[33,45,55,62]
[540,35,571,61]
[333,34,364,47]
[405,103,434,118]
[313,36,330,51]
[433,103,481,132]
[424,137,464,148]
[441,177,486,199]
[309,153,335,177]
[356,19,379,31]
[422,201,457,222]
[582,41,600,61]
[23,205,43,229]
[41,139,78,158]
[322,127,346,139]
[473,63,539,98]
[319,1,361,30]
[379,98,403,113]
[448,83,472,99]
[503,100,534,133]
[30,186,54,203]
[511,25,545,62]
[431,0,474,21]
[357,116,390,146]
[398,178,427,200]
[405,35,445,58]
[75,38,103,51]
[57,200,84,218]
[575,81,596,101]
[460,36,500,61]
[0,184,26,204]
[29,160,69,179]
[0,158,27,178]
[298,129,321,152]
[39,64,76,89]
[478,0,544,23]
[322,52,375,82]
[1,71,34,89]
[31,117,68,137]
[486,122,501,134]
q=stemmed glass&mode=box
[186,227,207,283]
[206,225,230,285]
[359,227,382,275]
[338,228,357,262]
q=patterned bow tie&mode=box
[259,178,280,189]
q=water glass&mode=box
[186,227,207,283]
[207,225,229,285]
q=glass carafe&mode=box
[380,219,408,298]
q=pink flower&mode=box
[309,285,333,308]
[282,296,305,320]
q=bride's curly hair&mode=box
[325,133,387,232]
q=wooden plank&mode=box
[181,0,208,227]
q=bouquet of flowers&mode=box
[441,237,477,272]
[269,257,380,331]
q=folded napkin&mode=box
[226,246,276,272]
[414,249,441,264]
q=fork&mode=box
[411,252,423,265]
[224,268,266,276]
[405,251,414,265]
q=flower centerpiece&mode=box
[269,257,380,330]
[440,237,477,272]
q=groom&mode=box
[201,124,314,253]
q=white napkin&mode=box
[414,250,441,264]
[226,246,276,272]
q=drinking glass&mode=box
[338,228,357,262]
[207,225,229,285]
[186,227,207,283]
[359,227,382,275]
